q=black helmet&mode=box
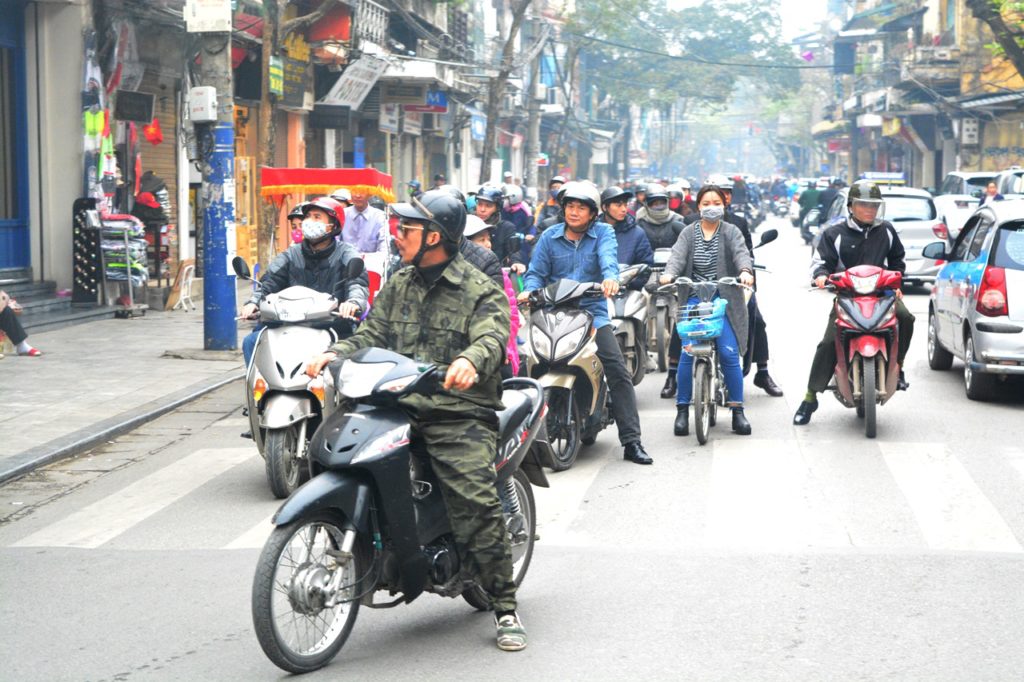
[847,180,883,205]
[436,184,466,203]
[390,189,466,249]
[475,185,505,208]
[287,203,307,220]
[600,186,633,207]
[644,183,668,204]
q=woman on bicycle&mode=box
[658,185,755,436]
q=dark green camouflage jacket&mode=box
[329,253,510,415]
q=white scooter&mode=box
[232,256,364,498]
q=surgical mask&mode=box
[302,219,330,242]
[549,189,560,200]
[699,205,724,222]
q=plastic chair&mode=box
[173,263,197,312]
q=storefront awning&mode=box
[841,3,925,34]
[958,90,1024,110]
[260,167,395,202]
[811,120,850,138]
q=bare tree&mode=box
[479,0,533,185]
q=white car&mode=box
[934,171,995,239]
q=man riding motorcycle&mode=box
[476,185,526,274]
[793,180,915,425]
[239,197,369,368]
[519,181,654,465]
[305,189,526,652]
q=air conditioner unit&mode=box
[499,94,519,117]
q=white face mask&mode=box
[301,219,330,242]
[700,205,724,222]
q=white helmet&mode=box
[329,187,352,203]
[503,183,524,206]
[464,214,491,238]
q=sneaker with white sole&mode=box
[495,612,527,652]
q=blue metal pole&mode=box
[203,122,238,350]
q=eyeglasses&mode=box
[397,222,425,237]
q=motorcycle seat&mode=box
[497,388,535,441]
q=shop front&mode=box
[0,1,29,272]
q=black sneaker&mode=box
[792,399,818,426]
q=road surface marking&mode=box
[880,443,1022,553]
[223,511,277,550]
[12,448,255,549]
[705,438,849,550]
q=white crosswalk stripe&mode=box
[12,448,254,549]
[5,441,1022,554]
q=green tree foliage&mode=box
[564,0,800,109]
[966,0,1024,79]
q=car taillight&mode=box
[976,266,1009,317]
[932,222,949,241]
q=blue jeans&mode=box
[242,324,265,368]
[676,297,744,406]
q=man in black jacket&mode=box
[794,181,915,425]
[239,198,369,368]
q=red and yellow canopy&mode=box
[260,167,395,203]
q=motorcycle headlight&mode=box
[837,306,856,327]
[849,273,880,295]
[553,326,588,361]
[881,305,896,324]
[530,326,552,360]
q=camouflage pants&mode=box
[413,417,517,612]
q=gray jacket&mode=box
[248,239,369,311]
[663,221,753,355]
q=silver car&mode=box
[924,201,1024,400]
[821,186,947,285]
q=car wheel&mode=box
[927,310,953,370]
[964,334,997,401]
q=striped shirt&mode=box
[692,223,720,282]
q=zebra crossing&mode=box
[3,438,1023,555]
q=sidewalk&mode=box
[0,307,250,484]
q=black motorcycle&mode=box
[251,348,554,673]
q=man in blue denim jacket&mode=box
[520,182,653,465]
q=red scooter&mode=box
[827,265,903,438]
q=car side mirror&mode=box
[922,242,947,260]
[232,256,251,280]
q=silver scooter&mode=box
[609,263,652,385]
[232,256,363,498]
[646,248,676,372]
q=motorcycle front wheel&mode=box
[862,356,878,439]
[546,388,581,471]
[654,307,670,372]
[252,513,368,674]
[463,469,537,611]
[264,425,309,499]
[694,360,712,445]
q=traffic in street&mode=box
[3,218,1023,680]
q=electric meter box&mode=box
[188,86,218,123]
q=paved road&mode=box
[2,218,1023,681]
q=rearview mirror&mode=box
[232,256,251,280]
[506,233,524,254]
[757,229,778,247]
[922,241,947,260]
[346,257,365,279]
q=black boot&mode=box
[731,407,752,435]
[660,370,677,399]
[897,370,909,391]
[753,370,784,397]
[674,405,689,436]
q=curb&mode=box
[0,369,245,485]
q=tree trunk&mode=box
[479,0,533,185]
[966,0,1024,80]
[258,1,282,270]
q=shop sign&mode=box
[469,110,486,141]
[185,0,232,33]
[381,84,426,105]
[536,153,549,167]
[379,103,399,134]
[321,55,388,109]
[881,117,902,137]
[403,110,422,136]
[403,89,449,113]
[856,113,883,128]
[827,137,851,153]
[282,58,312,110]
[268,57,284,97]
